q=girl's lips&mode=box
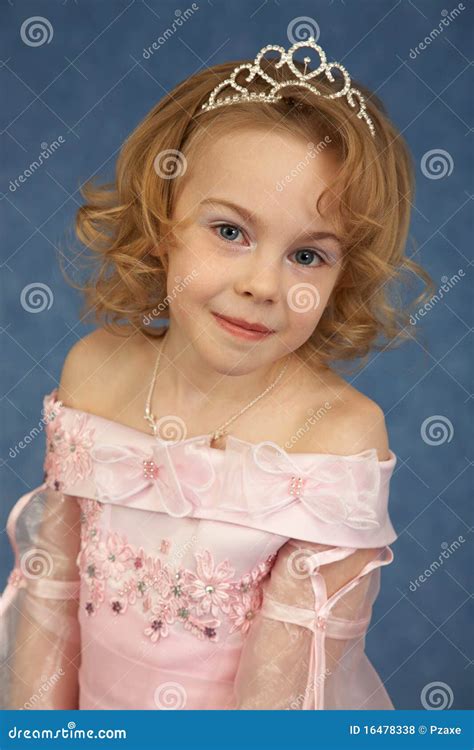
[211,313,274,341]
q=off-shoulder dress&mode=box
[0,389,398,710]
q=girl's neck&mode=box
[144,324,297,413]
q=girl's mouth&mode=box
[211,312,275,341]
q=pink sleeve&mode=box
[232,538,395,710]
[0,483,81,709]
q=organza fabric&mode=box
[0,389,398,710]
[0,485,81,709]
[233,539,394,709]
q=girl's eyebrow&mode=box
[199,197,342,250]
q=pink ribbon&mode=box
[220,440,381,529]
[90,441,216,518]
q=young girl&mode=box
[0,36,434,710]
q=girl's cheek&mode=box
[180,237,218,275]
[285,279,329,321]
[288,311,323,337]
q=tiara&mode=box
[201,36,375,137]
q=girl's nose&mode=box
[233,253,281,304]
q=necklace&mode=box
[144,329,290,444]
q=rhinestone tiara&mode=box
[201,36,375,137]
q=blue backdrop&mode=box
[1,0,472,711]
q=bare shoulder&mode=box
[291,366,391,461]
[328,392,391,462]
[56,327,146,412]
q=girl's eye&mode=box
[212,223,245,243]
[210,223,327,267]
[290,249,327,268]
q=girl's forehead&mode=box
[192,126,332,169]
[181,129,338,209]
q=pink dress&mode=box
[0,389,398,710]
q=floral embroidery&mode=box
[144,604,175,642]
[43,419,65,490]
[61,414,95,484]
[43,394,62,425]
[95,532,134,580]
[228,586,262,636]
[77,497,277,642]
[43,402,95,491]
[77,500,106,616]
[186,549,235,617]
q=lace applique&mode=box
[77,498,277,642]
[43,406,95,491]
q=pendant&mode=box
[210,429,226,449]
[212,428,225,441]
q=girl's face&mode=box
[160,127,344,376]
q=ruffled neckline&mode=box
[41,388,398,541]
[44,388,396,467]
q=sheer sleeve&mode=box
[0,483,81,709]
[233,538,394,710]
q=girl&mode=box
[0,36,434,710]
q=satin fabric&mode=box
[0,390,398,710]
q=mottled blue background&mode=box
[1,0,472,710]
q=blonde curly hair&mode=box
[60,54,435,375]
